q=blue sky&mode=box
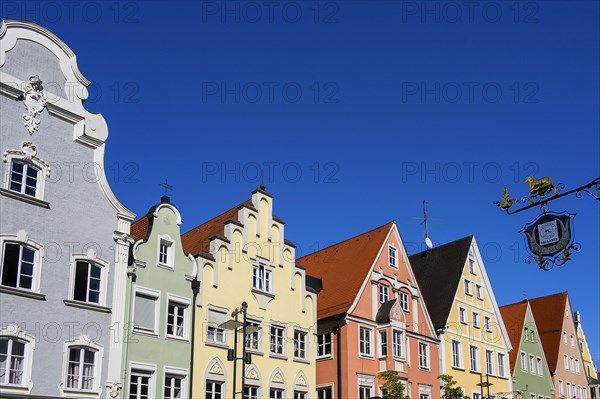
[3,1,598,364]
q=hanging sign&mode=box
[522,212,579,270]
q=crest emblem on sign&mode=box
[522,211,579,270]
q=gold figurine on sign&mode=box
[524,176,558,203]
[493,187,518,210]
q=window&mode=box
[399,291,409,311]
[486,350,494,375]
[167,299,188,338]
[464,279,472,296]
[564,355,569,370]
[524,328,529,341]
[484,316,492,331]
[469,345,479,372]
[389,246,397,267]
[566,383,571,399]
[245,320,261,351]
[1,242,35,290]
[66,347,96,390]
[419,342,429,369]
[468,256,476,274]
[476,284,483,299]
[379,284,389,304]
[130,369,153,399]
[270,389,284,399]
[252,263,272,293]
[531,330,535,342]
[570,335,575,347]
[359,385,372,399]
[270,325,285,355]
[498,353,506,377]
[379,330,388,357]
[459,307,467,324]
[473,312,480,328]
[473,393,482,399]
[317,387,333,399]
[452,340,462,368]
[73,261,102,304]
[206,381,223,399]
[294,392,307,399]
[563,331,567,343]
[134,290,159,334]
[537,357,543,375]
[570,357,574,371]
[9,161,39,197]
[558,380,563,396]
[243,386,258,399]
[164,374,184,399]
[522,352,528,371]
[317,333,332,358]
[0,337,25,385]
[158,239,173,268]
[294,330,307,359]
[392,329,404,358]
[529,355,535,373]
[575,359,580,373]
[420,395,430,399]
[359,327,372,356]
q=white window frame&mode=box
[452,340,463,369]
[270,324,285,356]
[472,312,480,328]
[157,235,174,269]
[563,331,567,343]
[498,353,506,377]
[132,286,160,335]
[378,330,387,358]
[129,362,156,399]
[558,380,563,396]
[0,235,43,294]
[419,342,430,369]
[2,142,50,201]
[575,359,580,373]
[317,333,332,358]
[564,354,569,370]
[165,294,190,341]
[570,357,574,371]
[206,308,228,345]
[61,336,103,396]
[468,254,476,274]
[389,245,398,268]
[379,284,389,304]
[69,257,107,306]
[317,385,334,399]
[392,329,405,359]
[163,366,187,399]
[359,385,373,399]
[522,352,529,371]
[537,357,543,376]
[252,262,273,293]
[244,385,259,399]
[464,279,472,296]
[0,325,35,394]
[459,307,467,324]
[206,380,224,399]
[245,318,262,352]
[476,284,483,299]
[294,329,308,360]
[485,349,495,375]
[469,345,479,372]
[484,316,492,331]
[399,291,410,311]
[359,326,373,357]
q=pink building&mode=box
[298,222,441,399]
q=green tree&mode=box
[378,371,410,399]
[439,374,470,399]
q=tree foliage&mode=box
[378,371,410,399]
[439,374,470,399]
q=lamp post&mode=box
[219,301,260,399]
[477,373,493,399]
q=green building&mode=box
[500,300,554,399]
[122,196,197,399]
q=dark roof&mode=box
[528,292,569,373]
[297,222,394,319]
[499,300,528,374]
[305,274,323,294]
[408,235,474,330]
[375,299,397,323]
[130,196,174,242]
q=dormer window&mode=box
[468,256,476,274]
[388,246,397,268]
[157,235,174,269]
[252,263,272,293]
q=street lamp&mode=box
[219,301,261,399]
[477,373,493,399]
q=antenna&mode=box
[423,200,433,249]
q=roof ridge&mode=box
[297,220,394,259]
[181,198,251,237]
[411,234,474,257]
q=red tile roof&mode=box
[131,216,149,241]
[297,221,394,319]
[499,301,528,374]
[181,199,254,256]
[528,292,569,373]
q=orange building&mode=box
[298,222,441,399]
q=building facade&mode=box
[299,222,441,399]
[574,312,599,399]
[122,196,196,399]
[184,186,318,399]
[500,301,554,399]
[410,236,513,399]
[529,293,589,399]
[0,19,134,398]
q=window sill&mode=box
[165,335,189,343]
[0,384,30,392]
[205,341,228,350]
[132,329,159,338]
[269,353,288,361]
[420,366,430,371]
[294,357,310,364]
[0,285,46,300]
[246,348,263,356]
[317,355,333,361]
[62,388,100,398]
[251,288,274,298]
[451,366,465,371]
[64,299,111,313]
[359,354,374,360]
[157,263,174,271]
[0,188,50,208]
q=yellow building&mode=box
[410,236,513,399]
[184,186,318,399]
[574,311,599,399]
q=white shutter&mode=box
[134,293,156,331]
[207,309,228,326]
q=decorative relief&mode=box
[246,368,259,380]
[272,372,284,383]
[296,375,307,386]
[21,76,48,134]
[391,301,402,322]
[3,142,51,177]
[209,363,223,375]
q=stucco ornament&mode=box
[22,75,48,134]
